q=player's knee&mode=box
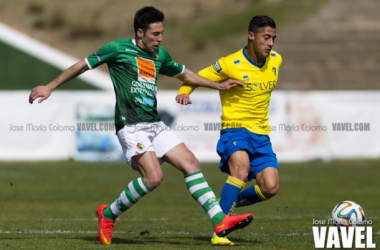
[231,168,249,182]
[185,156,200,173]
[145,173,164,190]
[261,183,279,199]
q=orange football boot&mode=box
[96,205,115,245]
[214,213,254,237]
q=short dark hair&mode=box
[134,6,164,35]
[248,15,276,33]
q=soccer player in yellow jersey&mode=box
[176,16,281,245]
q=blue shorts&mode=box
[217,128,279,181]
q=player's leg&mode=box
[161,142,253,237]
[162,143,223,225]
[216,129,251,214]
[97,152,161,245]
[104,152,162,220]
[219,150,250,214]
[97,123,161,245]
[209,151,251,245]
[236,133,279,207]
[256,167,279,198]
[236,167,279,207]
[210,129,252,245]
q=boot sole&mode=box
[218,215,253,237]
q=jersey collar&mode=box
[131,39,158,59]
[242,46,266,68]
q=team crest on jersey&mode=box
[135,57,156,84]
[212,61,223,73]
[272,67,277,76]
[136,143,145,151]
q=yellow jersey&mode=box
[178,47,282,135]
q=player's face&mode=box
[250,26,276,59]
[137,22,164,54]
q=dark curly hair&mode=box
[134,6,164,35]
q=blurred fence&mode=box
[1,90,379,162]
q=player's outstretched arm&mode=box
[176,69,243,91]
[29,60,89,104]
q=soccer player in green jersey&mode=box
[177,16,281,245]
[29,6,253,245]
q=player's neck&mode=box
[245,47,265,65]
[135,37,150,54]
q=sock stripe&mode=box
[125,188,138,204]
[120,190,133,208]
[185,171,225,226]
[138,178,151,193]
[197,191,215,206]
[208,205,223,219]
[133,179,147,197]
[185,173,203,182]
[226,176,246,189]
[192,187,213,200]
[186,178,206,188]
[203,197,218,212]
[128,181,141,200]
[107,178,152,220]
[255,185,268,200]
[115,196,128,212]
[184,170,202,178]
[188,182,208,194]
[110,203,122,216]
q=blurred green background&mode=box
[5,0,379,90]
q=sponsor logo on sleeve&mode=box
[212,61,223,73]
[93,52,101,62]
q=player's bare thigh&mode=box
[132,151,163,190]
[161,143,200,175]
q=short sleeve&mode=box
[178,57,229,95]
[198,57,229,82]
[159,49,185,77]
[85,41,118,69]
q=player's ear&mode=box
[248,31,255,41]
[137,28,144,39]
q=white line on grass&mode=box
[4,230,377,236]
[0,217,208,222]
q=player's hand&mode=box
[29,86,52,104]
[175,94,192,105]
[218,79,244,90]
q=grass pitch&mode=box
[0,160,379,249]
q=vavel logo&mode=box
[312,225,376,249]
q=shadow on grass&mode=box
[193,236,261,245]
[79,235,260,246]
[80,236,186,245]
